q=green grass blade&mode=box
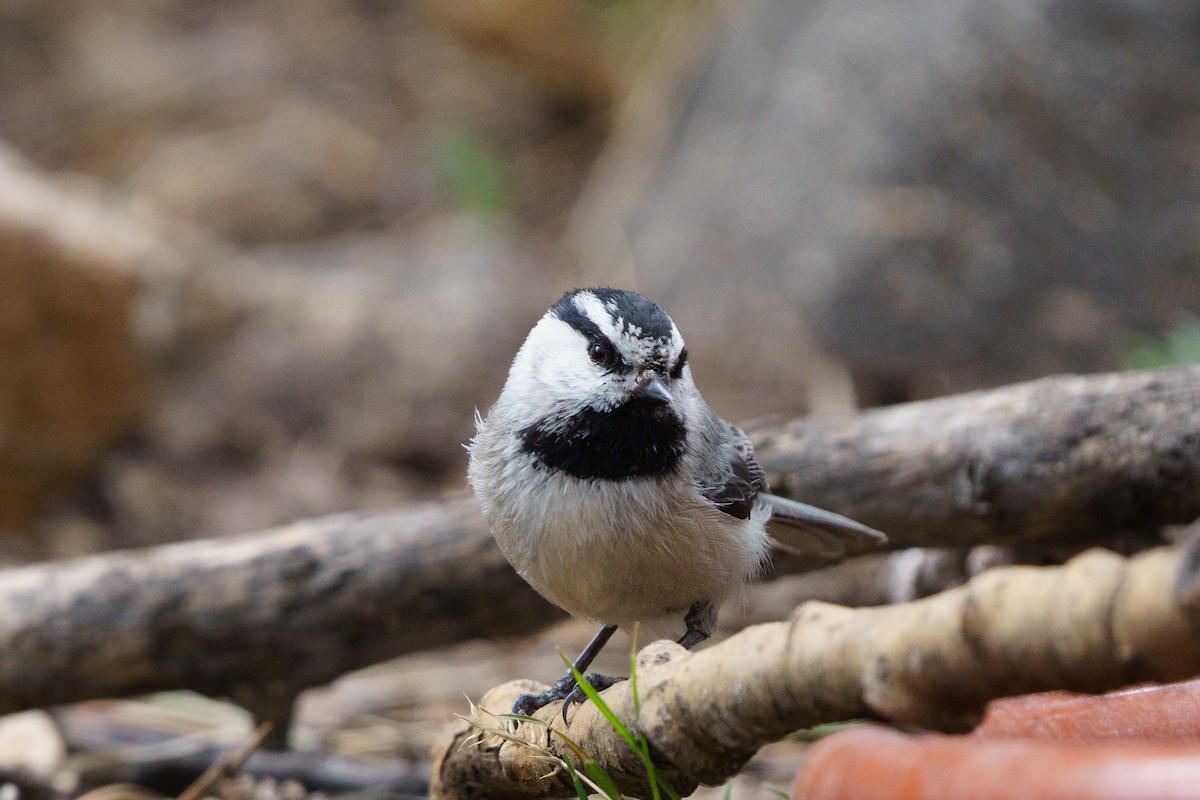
[562,651,682,800]
[562,758,592,800]
[791,719,869,742]
[564,658,664,800]
[562,656,639,750]
[638,737,681,800]
[762,782,790,799]
[585,761,624,800]
[630,622,641,719]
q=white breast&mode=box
[470,431,770,629]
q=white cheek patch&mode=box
[503,316,622,419]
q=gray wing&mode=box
[700,421,886,560]
[698,425,765,521]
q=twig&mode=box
[177,723,272,800]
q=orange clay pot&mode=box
[973,679,1200,742]
[793,724,1200,800]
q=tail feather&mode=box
[761,493,887,560]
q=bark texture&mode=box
[431,540,1200,799]
[751,366,1200,550]
[0,499,560,715]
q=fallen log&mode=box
[0,500,560,717]
[753,365,1200,550]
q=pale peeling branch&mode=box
[431,539,1200,799]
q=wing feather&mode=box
[700,423,887,559]
[700,434,764,520]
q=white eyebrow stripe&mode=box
[571,290,687,369]
[573,291,621,343]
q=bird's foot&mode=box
[512,686,568,717]
[562,673,625,718]
[511,673,626,720]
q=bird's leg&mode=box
[513,602,719,719]
[512,624,619,717]
[677,600,716,649]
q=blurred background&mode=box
[5,0,1200,557]
[2,0,1200,794]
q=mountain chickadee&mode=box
[468,288,884,716]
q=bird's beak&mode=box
[632,372,673,405]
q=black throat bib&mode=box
[520,401,686,480]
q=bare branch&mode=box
[752,365,1200,550]
[0,500,560,715]
[431,540,1200,799]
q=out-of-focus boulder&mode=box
[0,0,613,549]
[0,147,174,531]
[568,0,1200,412]
[0,141,553,545]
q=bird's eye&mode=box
[670,347,688,379]
[588,340,614,366]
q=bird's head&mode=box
[499,288,692,479]
[507,288,690,416]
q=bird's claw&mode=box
[560,673,625,721]
[511,673,627,721]
[512,688,563,718]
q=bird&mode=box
[467,288,885,717]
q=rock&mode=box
[568,0,1200,409]
[0,142,555,543]
[0,146,160,531]
[0,710,65,778]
